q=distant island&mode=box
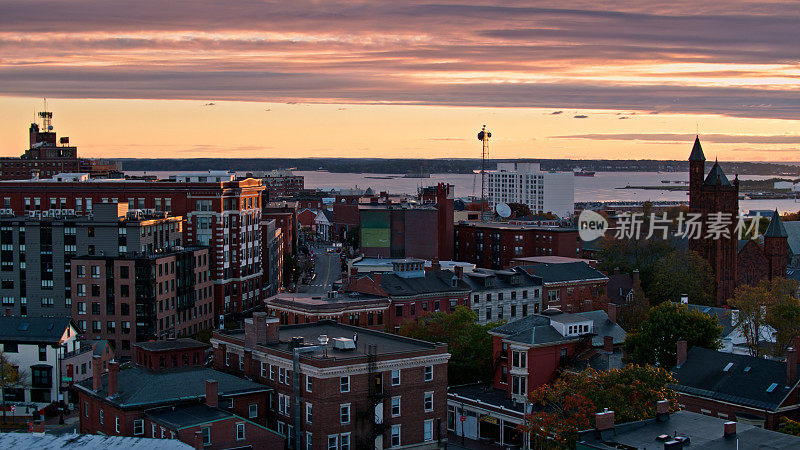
[118,158,800,176]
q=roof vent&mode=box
[318,335,329,346]
[332,337,356,351]
[767,383,779,392]
[723,362,733,372]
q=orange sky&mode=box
[0,1,798,161]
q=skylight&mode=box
[766,383,779,393]
[744,366,751,372]
[723,362,733,372]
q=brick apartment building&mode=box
[265,292,390,329]
[454,222,580,269]
[247,170,304,201]
[671,342,800,429]
[0,202,183,318]
[70,244,213,360]
[75,338,283,449]
[345,259,471,332]
[262,201,297,256]
[0,110,119,181]
[0,171,265,318]
[262,219,285,296]
[519,261,610,313]
[211,313,450,449]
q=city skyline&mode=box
[1,1,798,161]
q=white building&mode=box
[0,316,81,417]
[486,163,574,219]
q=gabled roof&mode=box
[783,221,800,255]
[0,433,191,450]
[519,262,608,284]
[606,273,633,304]
[703,161,732,187]
[379,269,470,296]
[75,366,269,408]
[671,347,799,411]
[765,210,788,238]
[689,136,706,161]
[0,316,75,344]
[683,303,735,337]
[490,310,626,347]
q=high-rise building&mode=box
[486,162,574,219]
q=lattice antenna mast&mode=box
[477,125,492,221]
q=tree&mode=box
[562,285,610,314]
[1,351,27,424]
[618,274,651,332]
[521,365,678,447]
[398,306,503,385]
[730,278,800,357]
[507,202,532,218]
[596,238,673,296]
[649,250,714,305]
[283,252,300,287]
[624,302,721,368]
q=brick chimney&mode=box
[603,335,614,353]
[205,380,218,408]
[431,258,441,271]
[265,317,280,344]
[454,265,464,279]
[92,355,102,391]
[724,421,736,437]
[595,409,615,431]
[656,399,670,421]
[632,269,640,283]
[676,340,688,367]
[787,347,798,385]
[107,360,119,397]
[245,312,269,348]
[606,302,618,323]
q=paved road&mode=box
[298,245,341,294]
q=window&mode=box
[424,392,433,411]
[511,350,527,368]
[3,342,18,353]
[115,416,120,433]
[424,419,434,441]
[236,422,245,440]
[391,369,401,386]
[306,432,313,450]
[306,402,313,423]
[340,403,350,424]
[133,419,144,435]
[306,375,313,393]
[260,362,266,378]
[327,435,338,450]
[511,375,527,396]
[279,367,285,384]
[38,345,47,361]
[269,364,275,380]
[340,375,350,393]
[391,396,401,417]
[249,403,258,418]
[340,433,351,450]
[201,426,211,445]
[391,425,401,447]
[99,409,104,425]
[424,365,433,381]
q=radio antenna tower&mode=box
[477,125,491,221]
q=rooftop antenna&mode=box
[38,98,53,131]
[477,125,492,221]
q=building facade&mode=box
[486,162,574,219]
[461,267,543,324]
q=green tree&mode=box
[730,278,800,357]
[521,365,677,447]
[398,306,503,385]
[618,273,651,332]
[624,303,721,368]
[649,250,714,305]
[507,202,532,218]
[597,238,673,296]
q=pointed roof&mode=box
[689,136,706,162]
[703,161,731,187]
[764,210,788,238]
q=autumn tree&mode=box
[649,250,714,305]
[507,202,532,218]
[624,302,721,368]
[398,306,503,384]
[521,365,677,447]
[729,278,800,357]
[1,351,27,424]
[562,285,610,314]
[618,273,651,332]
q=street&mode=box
[297,244,341,294]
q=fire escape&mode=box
[357,344,389,448]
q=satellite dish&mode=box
[496,202,512,218]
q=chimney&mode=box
[613,267,620,275]
[265,317,280,344]
[350,267,359,277]
[107,360,119,397]
[431,258,441,271]
[680,294,689,305]
[205,380,219,408]
[595,408,615,432]
[454,265,464,279]
[194,430,204,450]
[724,421,736,438]
[632,269,640,283]
[606,302,618,324]
[603,335,614,353]
[92,355,102,391]
[676,340,688,367]
[655,399,670,422]
[787,347,798,385]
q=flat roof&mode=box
[134,338,209,352]
[146,403,232,429]
[512,256,595,264]
[456,221,577,232]
[0,434,191,450]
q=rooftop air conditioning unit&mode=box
[332,337,356,351]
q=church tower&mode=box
[764,210,789,280]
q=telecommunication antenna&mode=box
[38,98,53,131]
[477,125,491,221]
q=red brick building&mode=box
[211,313,450,449]
[262,202,297,255]
[454,222,580,270]
[75,339,282,448]
[332,195,361,242]
[518,262,609,313]
[0,173,264,318]
[265,292,390,329]
[738,210,789,286]
[248,170,304,201]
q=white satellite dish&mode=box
[496,202,512,218]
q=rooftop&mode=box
[512,256,595,265]
[448,383,525,415]
[266,292,390,312]
[519,262,609,284]
[578,410,800,449]
[490,310,626,347]
[146,403,232,429]
[456,221,577,232]
[0,434,191,450]
[377,269,471,296]
[0,316,74,344]
[134,338,209,352]
[671,346,799,411]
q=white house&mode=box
[314,209,334,242]
[0,316,81,417]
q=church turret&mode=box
[689,136,706,211]
[764,209,788,280]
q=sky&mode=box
[0,0,798,161]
